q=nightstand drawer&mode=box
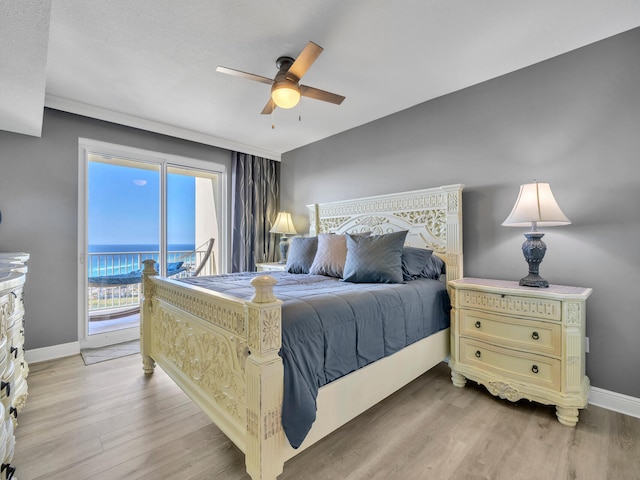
[460,309,561,356]
[458,290,562,322]
[459,338,561,391]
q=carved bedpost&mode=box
[444,184,464,285]
[309,203,319,236]
[141,259,157,374]
[245,275,285,480]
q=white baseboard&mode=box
[25,342,80,364]
[589,387,640,419]
[22,343,640,420]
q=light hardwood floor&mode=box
[13,354,640,480]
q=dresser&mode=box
[448,277,592,427]
[0,253,29,480]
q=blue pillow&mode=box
[401,247,434,280]
[166,261,184,271]
[342,230,408,283]
[286,237,318,274]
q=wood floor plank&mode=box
[47,409,215,479]
[17,360,188,450]
[12,355,640,480]
[606,411,640,480]
[566,404,611,480]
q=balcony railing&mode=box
[87,244,216,319]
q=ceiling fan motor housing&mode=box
[276,56,295,72]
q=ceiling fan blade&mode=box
[216,66,273,86]
[288,41,323,80]
[261,97,277,115]
[300,85,345,105]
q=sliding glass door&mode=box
[79,139,225,349]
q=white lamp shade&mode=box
[270,212,298,235]
[502,182,571,228]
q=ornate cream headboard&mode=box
[307,184,464,284]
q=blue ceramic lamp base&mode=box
[278,235,290,264]
[520,231,549,288]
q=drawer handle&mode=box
[9,406,17,419]
[531,365,539,374]
[1,381,10,397]
[475,321,481,329]
[531,331,540,340]
[10,346,18,359]
[1,464,16,480]
[475,350,482,358]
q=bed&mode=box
[140,184,464,480]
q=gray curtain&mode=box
[231,152,280,272]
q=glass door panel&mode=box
[166,166,219,279]
[86,155,160,340]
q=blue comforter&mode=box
[181,272,450,448]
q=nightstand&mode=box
[256,262,286,272]
[448,277,592,426]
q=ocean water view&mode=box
[88,244,195,253]
[88,244,196,277]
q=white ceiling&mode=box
[3,1,639,160]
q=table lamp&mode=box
[502,182,571,287]
[270,212,298,264]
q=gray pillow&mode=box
[342,230,408,283]
[286,237,318,274]
[420,255,446,280]
[309,234,348,278]
[402,246,434,280]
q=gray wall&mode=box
[0,109,232,349]
[282,28,640,398]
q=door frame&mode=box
[77,138,227,348]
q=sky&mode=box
[88,161,195,247]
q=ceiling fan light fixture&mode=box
[271,82,301,109]
[217,42,344,115]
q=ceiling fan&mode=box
[216,41,345,115]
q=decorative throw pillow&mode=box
[420,254,446,280]
[342,230,408,284]
[308,234,349,278]
[286,236,318,274]
[401,247,434,280]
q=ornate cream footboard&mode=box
[141,184,463,480]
